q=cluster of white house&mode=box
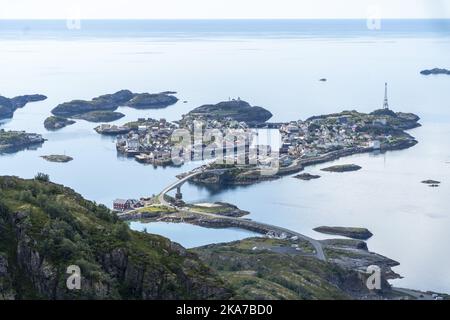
[279,114,388,159]
[116,118,176,163]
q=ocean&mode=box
[0,19,449,292]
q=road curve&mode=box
[156,168,326,261]
[183,207,326,261]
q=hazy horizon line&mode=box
[1,18,450,21]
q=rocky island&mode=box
[421,179,441,185]
[321,164,362,173]
[422,179,441,188]
[72,111,125,122]
[44,116,76,130]
[0,94,47,120]
[179,99,273,126]
[182,107,420,187]
[314,226,373,240]
[40,154,73,163]
[0,130,45,153]
[420,68,450,76]
[294,173,321,180]
[49,89,178,123]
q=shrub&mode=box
[35,173,50,182]
[114,223,131,242]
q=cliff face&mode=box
[0,176,230,300]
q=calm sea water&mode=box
[1,20,449,293]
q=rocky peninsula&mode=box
[314,226,373,240]
[194,237,403,299]
[0,94,47,120]
[0,130,45,153]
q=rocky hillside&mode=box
[0,176,229,300]
[0,176,425,300]
[181,100,273,125]
[193,238,395,300]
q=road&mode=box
[155,168,326,261]
[158,168,227,207]
[184,207,326,261]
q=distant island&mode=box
[40,154,73,163]
[0,94,47,120]
[46,90,178,128]
[0,130,45,153]
[321,164,362,173]
[51,90,178,117]
[420,68,450,76]
[422,179,441,188]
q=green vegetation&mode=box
[44,116,76,130]
[72,111,125,123]
[193,238,367,300]
[0,130,45,153]
[314,226,373,240]
[188,202,249,217]
[34,173,50,182]
[0,176,229,299]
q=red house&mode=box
[113,199,137,211]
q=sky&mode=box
[0,0,449,19]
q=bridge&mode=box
[158,167,228,207]
[156,167,326,261]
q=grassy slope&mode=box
[192,238,369,300]
[0,176,229,300]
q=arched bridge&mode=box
[158,168,228,206]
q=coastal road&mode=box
[183,207,327,261]
[155,169,326,261]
